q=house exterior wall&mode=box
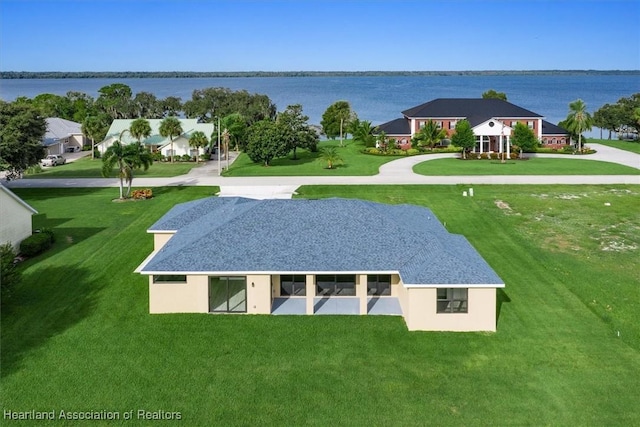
[246,274,271,314]
[153,232,175,250]
[161,137,202,159]
[541,135,569,148]
[0,189,35,250]
[412,119,460,137]
[149,275,208,313]
[403,287,497,332]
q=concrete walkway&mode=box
[5,144,639,197]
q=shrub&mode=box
[151,151,164,161]
[180,154,192,162]
[131,188,153,200]
[19,232,53,257]
[93,149,101,159]
[406,148,420,155]
[39,227,55,243]
[0,243,19,300]
[510,153,519,159]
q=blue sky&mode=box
[1,0,638,71]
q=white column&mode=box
[499,135,503,153]
[507,135,511,157]
[479,135,483,154]
[306,274,315,315]
[358,274,367,315]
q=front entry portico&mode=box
[472,119,512,156]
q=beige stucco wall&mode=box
[246,274,271,314]
[0,188,35,251]
[403,287,497,332]
[153,232,175,250]
[149,275,208,313]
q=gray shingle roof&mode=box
[141,197,503,286]
[401,98,543,121]
[542,120,569,135]
[43,117,82,146]
[377,118,411,135]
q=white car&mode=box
[41,155,66,167]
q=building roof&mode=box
[401,98,543,126]
[43,117,82,147]
[377,118,411,135]
[100,118,214,147]
[542,120,569,135]
[139,197,504,286]
[0,183,38,214]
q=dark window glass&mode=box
[436,288,468,313]
[280,275,306,296]
[316,275,356,296]
[153,275,187,283]
[367,274,391,296]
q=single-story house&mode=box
[0,183,38,251]
[136,197,505,332]
[378,98,570,153]
[43,117,88,155]
[96,119,214,159]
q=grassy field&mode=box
[223,139,403,176]
[2,185,639,425]
[413,157,640,175]
[588,138,640,154]
[25,156,201,178]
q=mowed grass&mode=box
[223,139,403,176]
[2,185,640,426]
[413,157,640,175]
[589,138,640,154]
[25,155,201,178]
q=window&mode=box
[209,276,246,313]
[511,121,518,127]
[153,275,187,283]
[435,121,443,129]
[527,121,534,129]
[280,275,306,296]
[165,149,176,157]
[316,275,356,296]
[437,288,468,313]
[420,121,426,129]
[449,120,457,130]
[189,149,199,158]
[367,274,391,296]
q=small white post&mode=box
[463,191,468,197]
[469,188,474,197]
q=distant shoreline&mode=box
[1,70,638,79]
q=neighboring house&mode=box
[43,117,87,155]
[0,183,38,251]
[136,197,505,332]
[96,119,214,159]
[378,98,570,154]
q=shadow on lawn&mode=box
[496,288,511,325]
[1,265,103,378]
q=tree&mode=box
[221,113,247,150]
[132,92,162,118]
[411,119,447,150]
[565,99,593,152]
[159,117,183,163]
[101,136,152,199]
[183,87,276,124]
[277,104,318,159]
[482,89,507,101]
[189,131,208,163]
[245,120,289,166]
[593,103,623,139]
[511,122,539,155]
[161,96,182,117]
[96,83,133,119]
[82,114,110,159]
[450,120,475,159]
[317,146,343,169]
[66,91,97,123]
[321,101,355,146]
[351,119,377,147]
[32,93,74,119]
[0,101,47,179]
[129,118,152,145]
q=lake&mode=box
[1,74,638,136]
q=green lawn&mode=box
[413,157,640,175]
[589,138,640,154]
[223,139,403,176]
[2,185,639,425]
[25,155,202,178]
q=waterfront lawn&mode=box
[25,156,201,178]
[2,185,639,426]
[413,157,640,175]
[589,138,640,154]
[223,139,403,176]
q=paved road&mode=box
[5,144,639,197]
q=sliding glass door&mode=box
[209,276,247,313]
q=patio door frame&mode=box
[209,276,247,313]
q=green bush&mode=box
[19,232,53,257]
[406,148,420,155]
[39,227,55,243]
[151,151,165,162]
[93,149,101,159]
[0,243,19,300]
[180,154,192,162]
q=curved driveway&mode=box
[4,144,639,195]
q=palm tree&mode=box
[129,118,152,146]
[82,115,107,160]
[412,119,448,150]
[101,140,130,199]
[565,99,593,153]
[102,130,153,199]
[222,128,231,169]
[122,143,153,197]
[317,146,343,169]
[159,117,183,163]
[188,131,208,163]
[351,120,377,147]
